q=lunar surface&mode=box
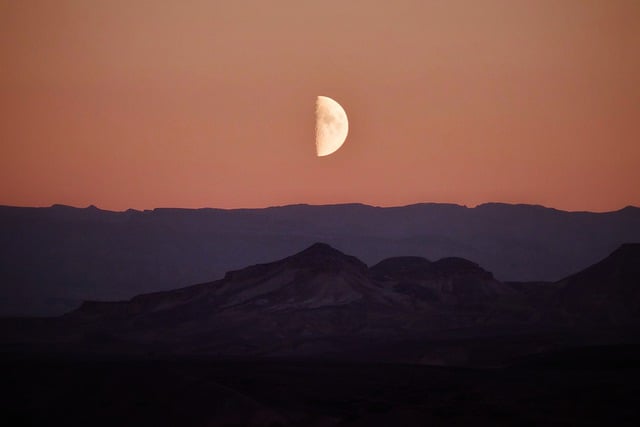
[315,96,348,156]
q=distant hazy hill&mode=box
[1,202,639,316]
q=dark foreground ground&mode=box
[4,346,640,427]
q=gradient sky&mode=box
[1,0,639,212]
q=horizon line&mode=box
[1,201,638,215]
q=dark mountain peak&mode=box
[565,243,640,281]
[371,255,509,304]
[557,243,640,324]
[221,243,368,284]
[203,243,378,313]
[371,255,493,281]
[300,242,342,255]
[285,242,368,272]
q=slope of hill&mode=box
[556,243,640,325]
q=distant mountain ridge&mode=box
[1,202,639,316]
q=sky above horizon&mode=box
[1,0,639,212]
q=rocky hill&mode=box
[3,242,638,366]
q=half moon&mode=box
[315,96,349,157]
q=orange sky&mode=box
[1,0,639,212]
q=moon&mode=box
[315,96,349,157]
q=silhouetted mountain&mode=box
[63,243,409,358]
[557,243,640,324]
[371,255,513,304]
[371,256,493,281]
[2,202,639,315]
[3,242,639,366]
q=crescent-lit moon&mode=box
[315,96,349,157]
